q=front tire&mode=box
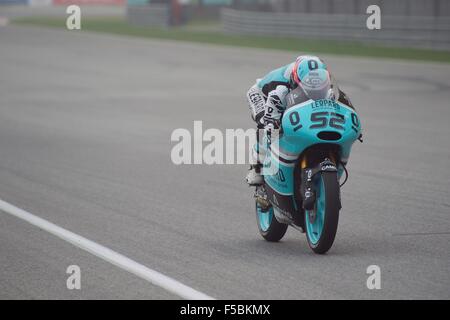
[304,171,340,254]
[256,203,288,242]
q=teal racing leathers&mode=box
[246,56,354,130]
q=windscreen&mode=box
[301,69,335,101]
[286,74,341,108]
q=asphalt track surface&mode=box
[1,24,449,300]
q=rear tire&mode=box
[304,171,340,254]
[256,203,288,242]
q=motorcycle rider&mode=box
[245,55,354,185]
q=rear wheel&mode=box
[256,203,288,242]
[304,171,340,254]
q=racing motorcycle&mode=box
[253,86,362,254]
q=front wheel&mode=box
[256,203,288,242]
[304,171,340,254]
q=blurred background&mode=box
[1,0,449,54]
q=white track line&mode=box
[0,198,214,300]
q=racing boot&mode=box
[246,163,264,186]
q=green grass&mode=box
[13,16,450,63]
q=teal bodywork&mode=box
[261,98,362,197]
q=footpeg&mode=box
[255,196,271,212]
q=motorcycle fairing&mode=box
[263,99,362,197]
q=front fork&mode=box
[299,153,341,211]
